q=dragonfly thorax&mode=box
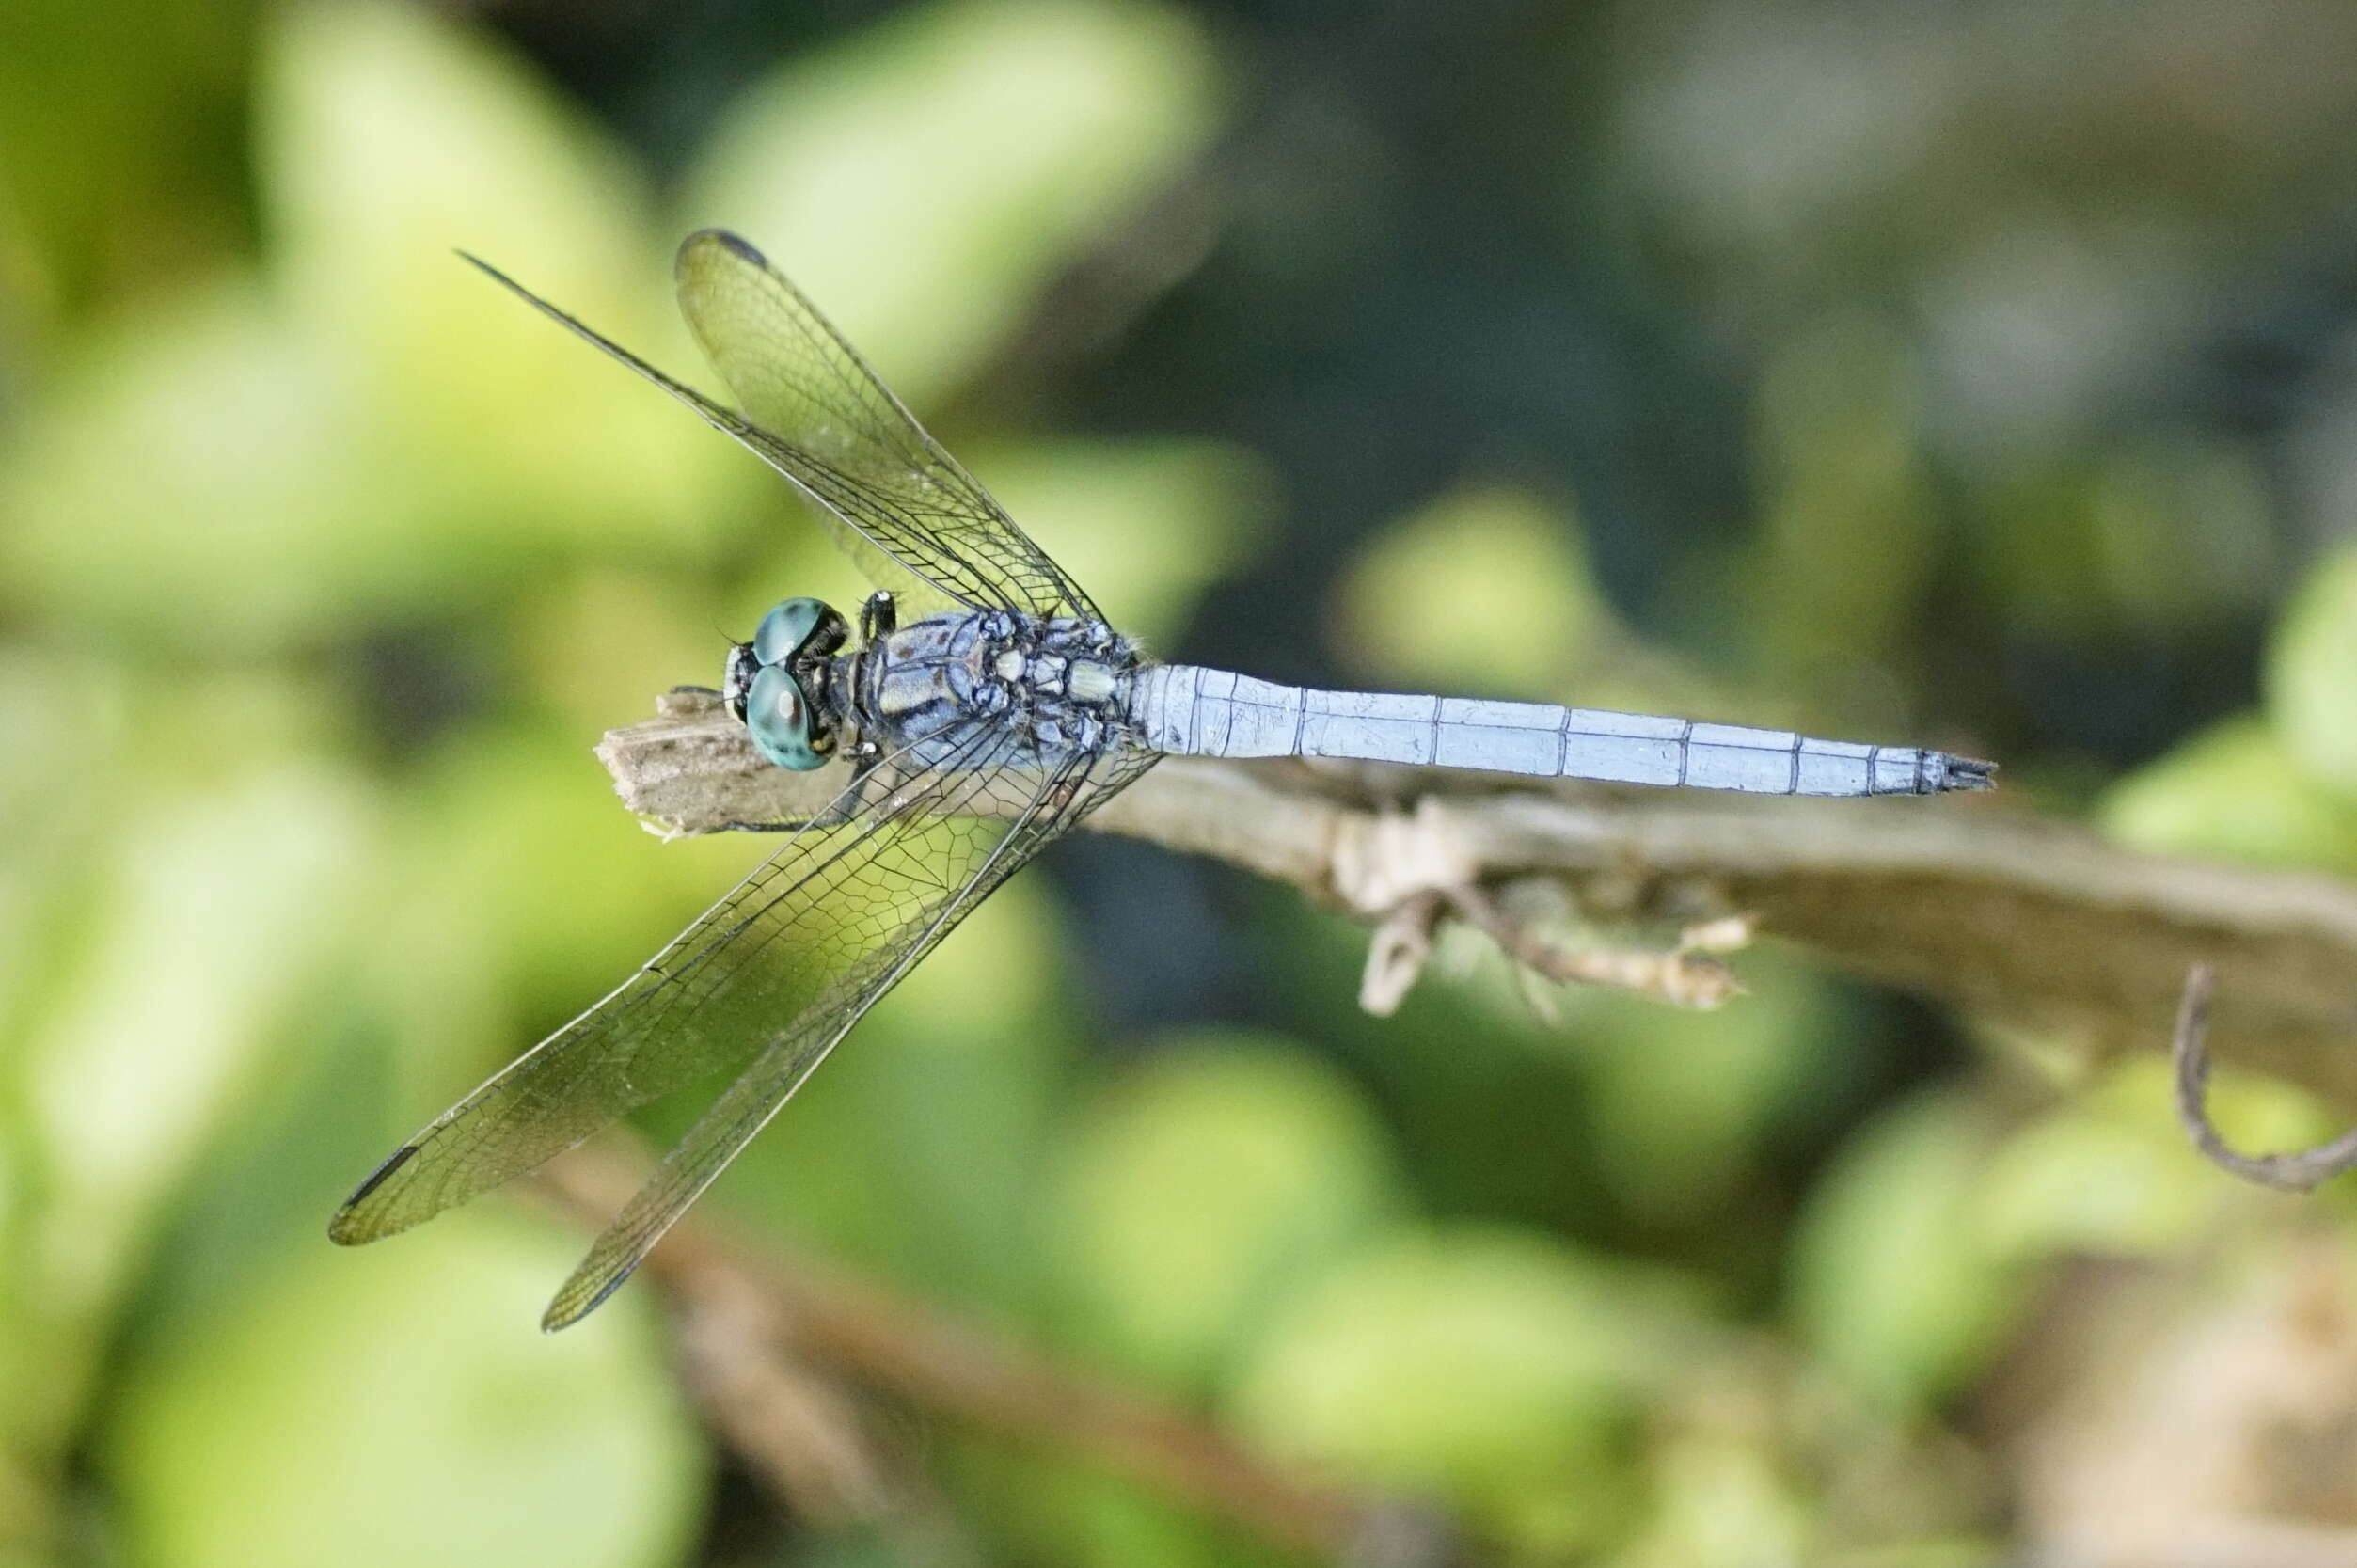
[855,609,1139,772]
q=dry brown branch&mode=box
[665,1266,905,1527]
[534,1144,1405,1561]
[602,689,2357,1110]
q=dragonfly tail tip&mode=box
[1939,754,1998,792]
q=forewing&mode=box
[454,251,950,614]
[540,740,1153,1330]
[673,229,1101,623]
[330,729,1019,1247]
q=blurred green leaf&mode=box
[1335,483,1606,695]
[0,652,134,1041]
[16,764,371,1270]
[970,437,1270,648]
[103,1210,704,1568]
[1787,1087,2026,1411]
[3,761,374,1535]
[1052,1036,1402,1387]
[1608,1430,1812,1568]
[1227,1227,1682,1554]
[134,1003,401,1347]
[1973,1116,2211,1264]
[1577,957,1846,1230]
[514,569,739,740]
[2268,545,2357,797]
[12,0,737,654]
[260,0,726,559]
[2100,713,2357,873]
[679,0,1219,407]
[0,282,404,650]
[1979,1056,2328,1263]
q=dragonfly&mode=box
[329,229,1995,1330]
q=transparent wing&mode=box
[333,732,1158,1326]
[672,229,1101,623]
[541,740,1154,1331]
[330,729,1078,1251]
[455,235,1101,623]
[454,249,952,615]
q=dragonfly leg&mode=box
[860,591,898,642]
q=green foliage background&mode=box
[7,1,2357,1564]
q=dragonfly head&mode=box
[727,597,849,770]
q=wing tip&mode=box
[540,1261,639,1334]
[326,1142,421,1245]
[680,228,767,272]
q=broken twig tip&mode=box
[1359,892,1445,1018]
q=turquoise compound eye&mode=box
[751,598,830,667]
[743,664,828,770]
